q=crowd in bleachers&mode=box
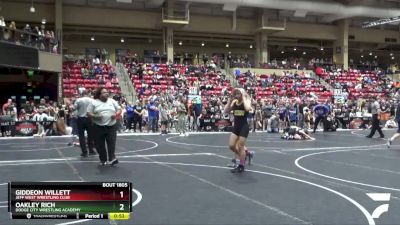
[52,58,400,136]
[0,16,58,53]
[62,59,120,97]
[3,51,400,137]
[236,70,332,101]
[317,68,394,99]
[258,58,333,70]
[126,62,231,101]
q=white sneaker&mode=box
[179,133,185,137]
[184,133,189,137]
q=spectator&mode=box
[176,96,188,136]
[160,103,169,135]
[133,100,143,132]
[2,99,12,115]
[8,21,16,42]
[0,16,5,27]
[147,100,158,133]
[0,16,5,40]
[125,102,135,132]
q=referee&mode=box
[74,91,96,157]
[88,88,121,166]
[366,97,384,138]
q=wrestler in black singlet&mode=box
[232,101,250,138]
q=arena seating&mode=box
[236,73,333,102]
[320,70,390,99]
[127,63,233,106]
[62,61,121,97]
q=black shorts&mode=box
[161,121,168,126]
[232,123,250,138]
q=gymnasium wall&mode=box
[63,40,255,61]
[1,1,399,44]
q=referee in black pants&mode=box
[366,97,384,138]
[88,88,121,166]
[74,91,96,157]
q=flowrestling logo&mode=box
[367,193,391,219]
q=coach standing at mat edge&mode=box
[87,87,121,166]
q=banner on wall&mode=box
[14,121,38,136]
[0,120,50,136]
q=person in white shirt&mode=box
[32,108,53,137]
[74,91,96,157]
[0,16,5,27]
[87,87,121,166]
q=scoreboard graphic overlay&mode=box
[8,182,132,220]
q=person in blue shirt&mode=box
[125,102,135,132]
[287,104,297,126]
[313,103,330,133]
[278,105,288,129]
[193,98,202,131]
[147,100,158,133]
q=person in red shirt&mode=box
[2,99,12,115]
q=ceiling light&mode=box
[249,45,253,49]
[91,37,95,41]
[392,56,395,60]
[374,55,377,59]
[294,47,297,51]
[41,19,46,25]
[121,38,125,43]
[281,50,284,54]
[320,47,324,51]
[30,0,35,13]
[302,51,306,55]
[201,42,205,47]
[390,53,394,56]
[178,41,182,46]
[369,52,373,56]
[226,43,229,48]
[361,55,364,58]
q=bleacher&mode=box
[237,73,333,101]
[62,61,121,97]
[127,63,233,105]
[321,70,390,99]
